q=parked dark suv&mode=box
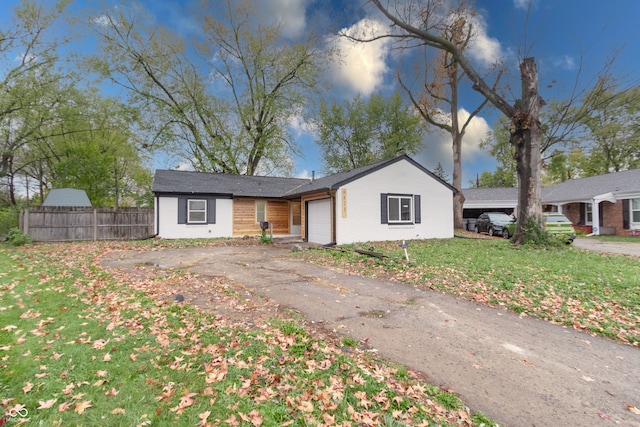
[475,212,516,238]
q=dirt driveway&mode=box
[102,244,640,427]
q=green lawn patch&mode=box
[0,241,490,426]
[296,238,639,345]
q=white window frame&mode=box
[585,203,593,225]
[256,200,266,223]
[388,195,413,223]
[632,198,640,225]
[188,199,207,223]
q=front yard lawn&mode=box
[0,241,490,426]
[295,237,640,345]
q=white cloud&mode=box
[287,109,316,138]
[414,109,494,184]
[261,0,308,38]
[551,54,576,71]
[513,0,537,11]
[465,14,504,67]
[329,19,391,96]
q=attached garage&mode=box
[306,198,332,244]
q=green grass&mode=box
[295,238,640,345]
[0,240,484,426]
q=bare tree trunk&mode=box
[452,132,465,229]
[512,58,544,245]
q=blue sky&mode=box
[3,0,640,185]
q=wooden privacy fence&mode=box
[20,206,154,242]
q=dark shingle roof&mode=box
[154,155,456,198]
[153,170,309,198]
[544,169,640,203]
[463,168,640,205]
[462,187,518,202]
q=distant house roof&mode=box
[463,168,640,208]
[42,188,92,207]
[462,187,518,208]
[544,169,640,203]
[153,155,456,198]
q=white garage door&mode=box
[307,199,332,244]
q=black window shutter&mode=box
[579,203,585,225]
[622,199,630,229]
[177,197,187,224]
[380,194,388,224]
[414,194,421,224]
[207,198,216,224]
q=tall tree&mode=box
[89,0,324,176]
[396,3,498,229]
[368,0,544,244]
[0,0,71,202]
[315,92,423,173]
[578,85,640,174]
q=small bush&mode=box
[259,229,272,244]
[7,227,31,246]
[521,216,564,248]
[0,206,19,238]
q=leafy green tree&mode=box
[578,85,640,174]
[315,92,423,173]
[89,0,324,176]
[0,0,71,204]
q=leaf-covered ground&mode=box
[1,240,494,426]
[294,236,640,346]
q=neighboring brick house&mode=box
[463,168,640,236]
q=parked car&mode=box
[475,212,516,238]
[544,213,576,243]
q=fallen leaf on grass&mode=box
[198,411,211,427]
[111,408,126,415]
[22,382,34,393]
[37,399,57,409]
[74,400,92,414]
[58,402,71,412]
[105,388,119,397]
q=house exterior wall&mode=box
[232,198,291,237]
[334,160,453,245]
[560,200,629,236]
[155,196,233,239]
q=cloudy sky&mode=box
[2,0,639,186]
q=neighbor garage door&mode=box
[307,198,331,244]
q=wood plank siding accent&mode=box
[232,198,291,236]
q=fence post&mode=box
[93,208,98,241]
[24,208,29,236]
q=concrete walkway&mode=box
[574,237,640,257]
[102,245,640,427]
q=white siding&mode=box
[156,196,233,239]
[335,159,453,245]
